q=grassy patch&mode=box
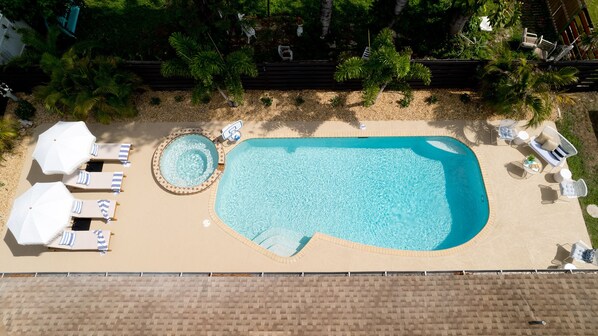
[556,113,598,247]
[586,0,598,24]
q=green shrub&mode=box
[294,96,305,106]
[330,95,344,108]
[150,97,161,105]
[15,100,36,120]
[425,95,438,105]
[174,95,184,102]
[460,93,472,104]
[0,119,20,159]
[260,96,273,107]
[398,90,413,108]
[200,95,211,104]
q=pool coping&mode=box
[208,130,496,263]
[152,128,226,194]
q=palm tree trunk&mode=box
[217,87,237,107]
[449,13,472,36]
[320,0,333,39]
[388,0,408,27]
[374,82,388,103]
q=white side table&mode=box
[514,130,529,145]
[554,168,572,183]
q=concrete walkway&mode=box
[0,120,592,272]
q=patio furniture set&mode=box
[520,28,575,62]
[6,121,133,252]
[496,120,587,201]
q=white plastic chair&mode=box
[278,45,293,61]
[495,119,517,145]
[521,28,541,49]
[557,179,588,202]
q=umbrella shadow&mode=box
[3,230,46,257]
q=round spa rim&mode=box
[152,128,225,195]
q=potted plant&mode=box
[526,155,536,164]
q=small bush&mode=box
[398,90,413,108]
[0,119,20,159]
[460,93,472,104]
[294,96,305,106]
[174,95,184,102]
[425,95,438,105]
[200,95,211,104]
[260,96,272,107]
[14,100,36,120]
[330,95,344,108]
[150,97,161,105]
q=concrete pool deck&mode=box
[0,120,594,272]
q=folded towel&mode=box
[90,143,99,156]
[119,144,131,164]
[111,172,124,193]
[72,200,83,214]
[97,199,111,222]
[59,231,76,247]
[77,171,91,185]
[93,230,108,254]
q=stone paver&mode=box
[1,273,597,335]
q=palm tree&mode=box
[449,0,519,36]
[320,0,333,39]
[161,32,258,107]
[334,28,431,107]
[481,44,579,127]
[34,48,142,123]
[579,31,598,53]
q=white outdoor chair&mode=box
[556,179,588,202]
[495,119,518,145]
[538,39,557,59]
[521,28,541,49]
[278,45,293,61]
[566,240,597,265]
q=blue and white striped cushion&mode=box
[72,200,83,214]
[76,171,91,185]
[119,144,131,163]
[90,143,99,156]
[59,231,76,247]
[111,172,124,193]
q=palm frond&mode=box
[161,59,192,78]
[334,57,365,82]
[168,32,201,62]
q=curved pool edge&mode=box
[152,128,226,195]
[208,133,496,263]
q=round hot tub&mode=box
[152,129,225,194]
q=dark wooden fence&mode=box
[1,60,597,94]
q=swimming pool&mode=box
[215,137,488,256]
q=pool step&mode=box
[252,228,309,257]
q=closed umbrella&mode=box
[7,182,74,245]
[32,121,96,175]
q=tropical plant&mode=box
[579,31,598,53]
[0,0,68,25]
[33,48,142,123]
[161,32,258,107]
[449,0,519,36]
[0,119,20,159]
[334,28,431,107]
[9,26,61,68]
[480,44,579,127]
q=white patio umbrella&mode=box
[32,121,96,175]
[7,182,75,245]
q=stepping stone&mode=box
[587,204,598,218]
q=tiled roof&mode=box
[1,273,597,335]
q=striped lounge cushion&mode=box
[77,171,91,185]
[90,143,99,156]
[72,200,83,214]
[111,172,124,193]
[119,144,131,163]
[59,231,76,247]
[549,145,569,161]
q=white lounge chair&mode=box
[567,240,597,266]
[521,28,541,49]
[278,45,293,61]
[71,199,117,221]
[63,170,125,193]
[46,230,112,251]
[90,143,132,164]
[528,126,577,170]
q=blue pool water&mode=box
[160,134,218,187]
[215,137,488,254]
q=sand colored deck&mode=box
[0,120,593,272]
